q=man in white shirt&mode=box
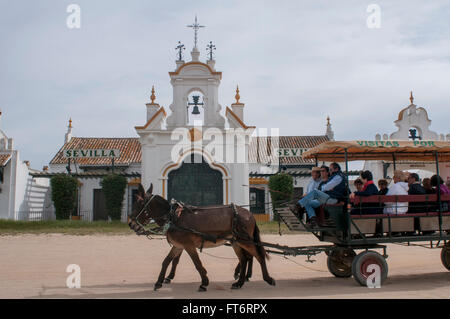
[384,170,409,214]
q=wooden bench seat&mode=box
[350,194,450,233]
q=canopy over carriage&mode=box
[302,140,450,162]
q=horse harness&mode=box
[133,197,249,251]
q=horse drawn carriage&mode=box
[273,140,450,286]
[128,140,450,290]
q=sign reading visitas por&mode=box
[64,149,121,159]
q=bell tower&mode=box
[165,17,225,129]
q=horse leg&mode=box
[234,252,253,281]
[231,244,248,289]
[185,246,209,292]
[233,262,241,280]
[164,251,183,284]
[245,254,253,281]
[154,246,183,291]
[239,243,275,286]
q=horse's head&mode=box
[128,183,171,234]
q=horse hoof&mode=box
[198,285,207,292]
[268,278,276,286]
[245,277,250,282]
[154,283,162,291]
[231,282,242,289]
[164,278,171,284]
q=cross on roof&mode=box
[187,15,205,49]
[175,41,185,61]
[206,41,216,61]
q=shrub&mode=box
[101,174,127,221]
[50,174,78,220]
[268,173,293,218]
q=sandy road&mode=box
[0,234,449,299]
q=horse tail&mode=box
[253,223,270,260]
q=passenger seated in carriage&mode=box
[431,174,450,211]
[407,173,426,214]
[378,179,389,195]
[297,162,348,227]
[422,178,435,194]
[349,170,381,215]
[305,166,322,195]
[353,178,363,192]
[384,170,409,215]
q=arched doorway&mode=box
[168,154,223,206]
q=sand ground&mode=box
[0,234,449,299]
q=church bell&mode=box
[190,95,201,115]
[191,105,201,115]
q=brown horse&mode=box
[128,183,275,292]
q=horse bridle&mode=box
[131,195,171,232]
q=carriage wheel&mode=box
[441,243,450,271]
[351,251,388,287]
[327,248,356,278]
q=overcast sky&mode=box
[0,0,449,169]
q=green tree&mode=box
[268,173,293,218]
[50,174,78,220]
[101,174,127,221]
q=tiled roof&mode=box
[50,135,328,166]
[249,136,329,164]
[30,171,141,178]
[0,153,12,166]
[50,138,141,166]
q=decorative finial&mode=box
[326,115,334,140]
[410,91,414,104]
[206,41,216,61]
[175,41,185,61]
[69,118,72,128]
[187,15,205,49]
[235,85,240,104]
[150,86,156,104]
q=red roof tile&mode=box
[249,136,329,164]
[0,153,12,166]
[50,138,141,166]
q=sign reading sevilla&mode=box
[63,149,121,159]
[277,148,309,157]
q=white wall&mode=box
[0,155,13,219]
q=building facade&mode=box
[35,42,331,222]
[364,93,450,183]
[0,111,50,220]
